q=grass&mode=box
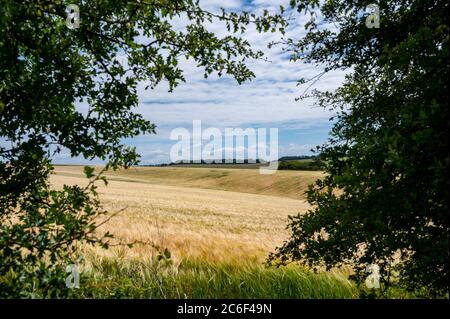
[74,253,358,299]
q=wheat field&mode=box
[52,166,316,262]
[50,166,361,298]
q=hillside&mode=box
[54,165,324,200]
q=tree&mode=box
[270,0,448,297]
[0,0,286,297]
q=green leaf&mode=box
[84,166,95,178]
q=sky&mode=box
[55,0,346,165]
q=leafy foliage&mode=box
[0,0,286,297]
[270,0,448,297]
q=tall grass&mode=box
[74,254,358,299]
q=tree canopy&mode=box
[270,0,448,297]
[0,0,286,297]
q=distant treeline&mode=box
[169,159,267,165]
[277,159,324,171]
[140,156,324,171]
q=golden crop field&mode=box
[49,166,363,298]
[52,166,319,262]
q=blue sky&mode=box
[55,0,345,165]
